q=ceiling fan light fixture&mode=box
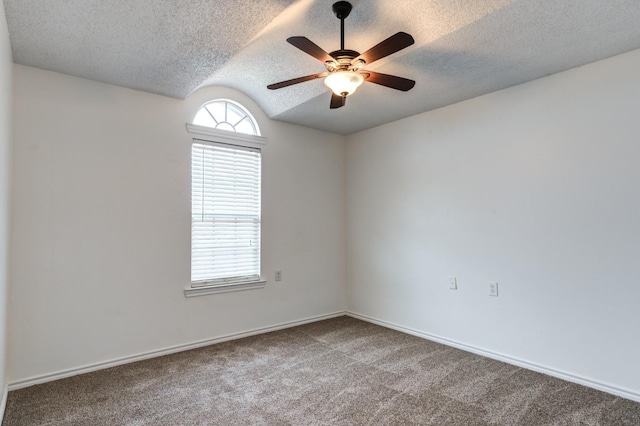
[267,2,415,109]
[324,71,364,97]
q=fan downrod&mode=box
[332,1,352,20]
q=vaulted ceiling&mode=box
[5,0,640,134]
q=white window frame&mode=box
[192,99,261,136]
[185,123,267,298]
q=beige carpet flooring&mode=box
[3,316,640,425]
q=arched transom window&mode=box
[193,99,260,136]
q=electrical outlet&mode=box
[488,282,499,297]
[449,277,457,290]
[275,270,282,282]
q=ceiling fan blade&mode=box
[330,93,346,109]
[364,71,415,91]
[354,32,414,65]
[267,73,328,90]
[287,36,334,63]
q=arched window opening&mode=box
[193,99,260,136]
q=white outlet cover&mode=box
[449,277,457,290]
[488,282,499,297]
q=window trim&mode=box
[185,124,267,147]
[185,123,267,298]
[184,279,267,298]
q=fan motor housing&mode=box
[326,49,362,72]
[329,49,360,61]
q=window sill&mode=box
[184,279,266,298]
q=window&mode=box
[187,100,265,297]
[193,99,259,136]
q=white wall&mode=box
[0,0,12,404]
[9,65,346,383]
[9,35,640,402]
[347,48,640,397]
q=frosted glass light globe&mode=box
[324,71,365,96]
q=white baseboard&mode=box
[11,310,638,403]
[347,311,640,403]
[8,311,346,391]
[0,383,8,424]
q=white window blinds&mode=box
[191,140,261,285]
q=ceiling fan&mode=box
[267,1,415,109]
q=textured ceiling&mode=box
[5,0,640,134]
